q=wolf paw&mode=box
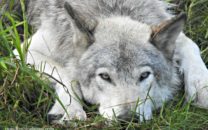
[48,108,87,125]
[136,101,152,122]
[52,109,87,125]
[47,101,87,126]
[185,67,208,108]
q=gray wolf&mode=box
[14,0,208,125]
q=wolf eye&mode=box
[139,72,151,82]
[99,73,111,83]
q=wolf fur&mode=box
[17,0,208,124]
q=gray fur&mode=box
[20,0,208,125]
[27,0,172,62]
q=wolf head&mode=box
[65,2,184,120]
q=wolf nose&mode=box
[116,110,131,120]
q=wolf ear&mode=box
[64,2,97,46]
[150,13,187,59]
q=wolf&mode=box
[15,0,208,125]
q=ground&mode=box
[0,0,208,129]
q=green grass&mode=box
[1,0,208,129]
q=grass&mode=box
[0,0,208,129]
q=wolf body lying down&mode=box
[19,0,208,124]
